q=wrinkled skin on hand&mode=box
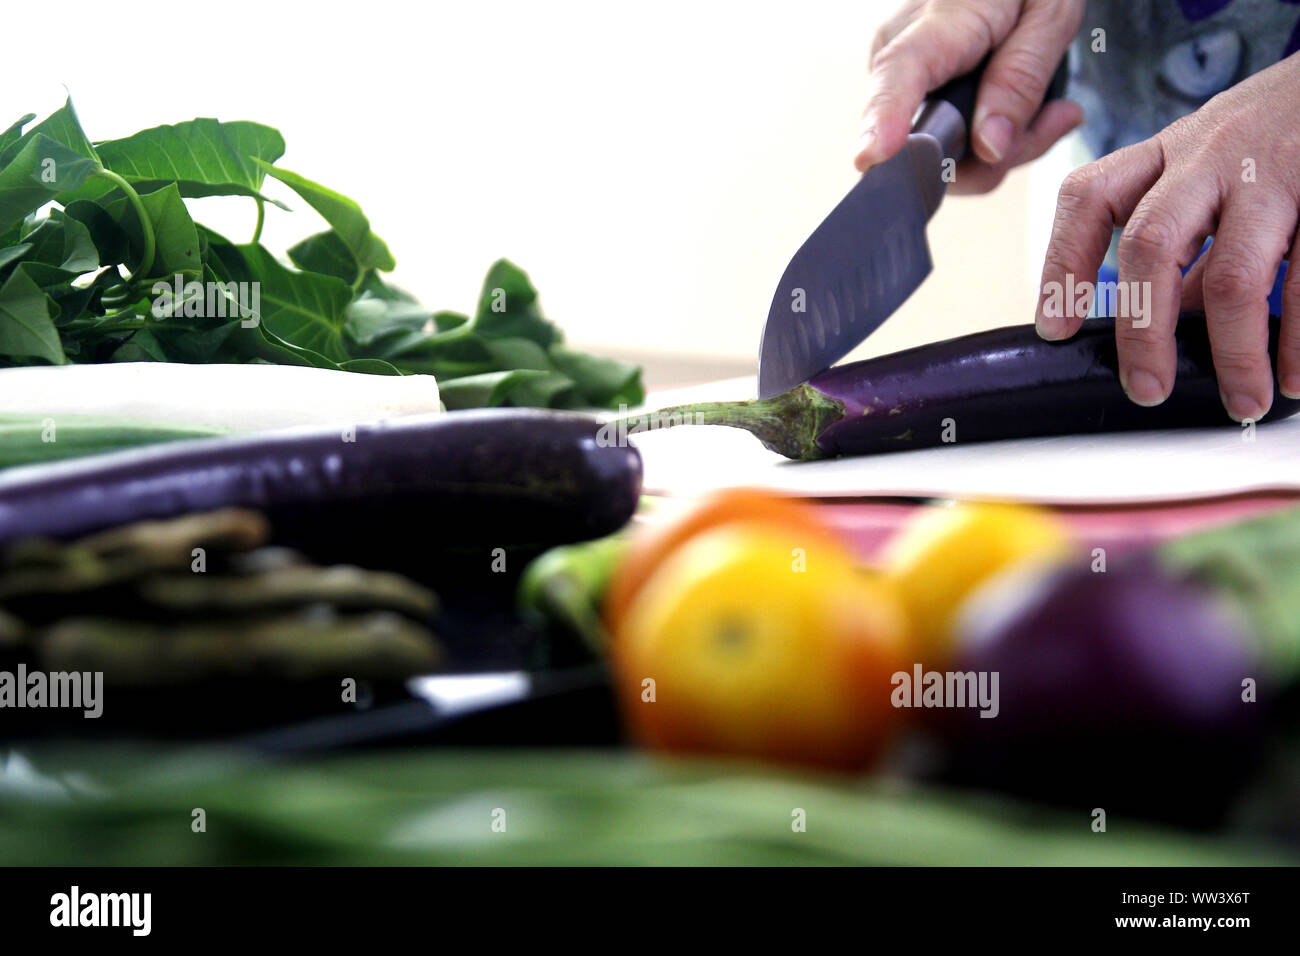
[856,0,1085,192]
[1037,53,1300,421]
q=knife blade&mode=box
[756,58,1069,399]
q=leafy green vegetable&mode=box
[105,184,201,280]
[256,161,394,273]
[0,264,63,364]
[289,230,359,284]
[229,243,353,361]
[0,99,642,408]
[60,117,286,205]
[0,114,36,156]
[0,100,97,168]
[0,136,101,235]
[439,369,577,410]
[0,748,1287,865]
[21,209,99,277]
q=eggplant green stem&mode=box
[96,168,154,281]
[607,384,844,461]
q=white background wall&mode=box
[2,0,1077,369]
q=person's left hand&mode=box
[1036,52,1300,422]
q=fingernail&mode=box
[1036,314,1065,340]
[976,114,1014,163]
[856,125,877,156]
[1280,375,1300,399]
[1120,368,1167,407]
[1223,391,1265,423]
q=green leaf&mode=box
[368,324,496,377]
[482,335,555,371]
[158,259,343,370]
[62,119,286,205]
[227,243,352,362]
[439,369,575,409]
[136,316,242,364]
[0,244,32,275]
[549,345,645,407]
[359,271,418,303]
[0,113,36,156]
[0,263,65,364]
[104,183,201,279]
[58,299,150,360]
[256,161,395,272]
[471,258,559,346]
[21,209,99,275]
[343,296,431,349]
[110,327,169,362]
[48,267,120,326]
[288,230,358,283]
[433,310,468,332]
[0,135,102,235]
[63,199,131,266]
[0,99,97,168]
[234,323,341,368]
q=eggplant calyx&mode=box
[608,384,845,461]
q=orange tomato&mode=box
[610,522,909,772]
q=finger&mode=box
[1036,139,1165,341]
[1200,199,1294,420]
[1279,237,1300,399]
[855,10,994,171]
[1115,174,1220,407]
[869,0,924,60]
[949,97,1083,195]
[971,4,1085,164]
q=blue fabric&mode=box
[1094,257,1287,315]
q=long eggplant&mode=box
[0,410,642,563]
[623,314,1300,459]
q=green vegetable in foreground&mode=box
[0,748,1287,865]
[0,414,226,469]
[0,99,642,410]
[518,533,629,653]
[0,508,442,684]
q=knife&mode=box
[756,58,1070,399]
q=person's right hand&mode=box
[856,0,1085,194]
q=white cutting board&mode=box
[621,377,1300,504]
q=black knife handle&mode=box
[927,53,1070,158]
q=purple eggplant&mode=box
[625,314,1300,459]
[935,556,1263,826]
[0,410,642,565]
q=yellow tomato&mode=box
[882,501,1071,663]
[611,522,909,772]
[603,487,848,631]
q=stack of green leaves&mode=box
[0,99,643,410]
